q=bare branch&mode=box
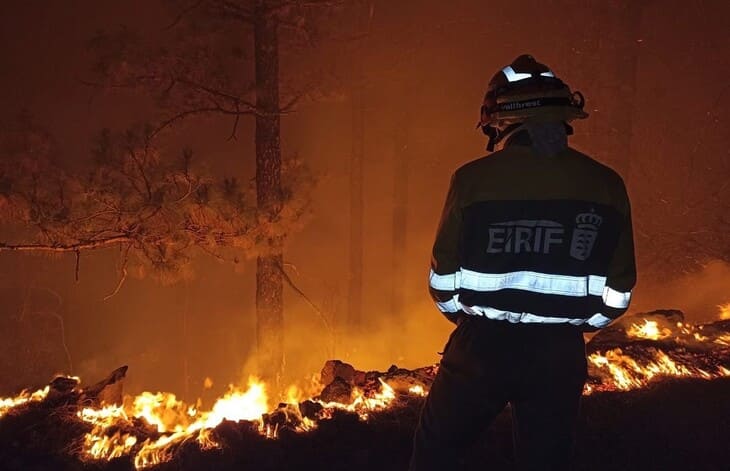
[78,77,135,90]
[163,0,206,30]
[104,266,129,301]
[276,262,332,333]
[18,281,33,321]
[68,209,119,225]
[270,0,348,15]
[172,174,197,203]
[126,147,153,200]
[30,309,74,374]
[148,103,260,141]
[194,243,236,263]
[227,103,242,141]
[149,107,226,140]
[280,91,305,113]
[0,236,132,253]
[209,0,255,23]
[174,77,257,108]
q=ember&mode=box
[0,312,729,469]
[584,310,730,393]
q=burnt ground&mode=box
[1,377,729,471]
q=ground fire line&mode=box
[1,309,729,470]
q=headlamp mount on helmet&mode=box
[477,55,588,151]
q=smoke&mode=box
[279,259,730,398]
[632,259,730,323]
[281,295,450,384]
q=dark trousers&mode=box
[409,316,587,471]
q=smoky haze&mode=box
[0,0,728,400]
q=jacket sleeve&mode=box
[429,172,464,324]
[586,178,637,330]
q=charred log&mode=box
[319,360,437,398]
[298,400,323,420]
[81,365,128,405]
[320,360,357,386]
[382,364,437,394]
[319,376,354,404]
[263,403,304,433]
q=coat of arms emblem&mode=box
[570,212,602,261]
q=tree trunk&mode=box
[609,0,643,181]
[348,82,364,331]
[254,3,284,385]
[347,3,367,331]
[563,1,642,180]
[391,101,410,319]
[390,120,408,362]
[391,139,407,319]
[390,80,421,362]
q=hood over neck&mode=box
[501,121,568,157]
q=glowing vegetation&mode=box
[1,312,729,469]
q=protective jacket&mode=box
[429,144,636,330]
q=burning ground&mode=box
[1,309,730,471]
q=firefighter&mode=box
[410,54,636,470]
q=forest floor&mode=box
[1,377,729,471]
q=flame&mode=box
[587,315,730,393]
[315,378,397,421]
[408,385,427,397]
[715,334,730,347]
[0,386,49,418]
[76,376,270,468]
[79,404,136,460]
[719,302,730,320]
[200,377,268,429]
[626,320,671,340]
[131,391,193,433]
[1,316,728,469]
[588,348,708,391]
[88,432,138,460]
[134,431,190,469]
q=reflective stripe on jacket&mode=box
[429,145,636,330]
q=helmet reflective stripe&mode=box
[540,70,555,77]
[501,65,532,82]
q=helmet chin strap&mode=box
[482,125,499,152]
[485,122,527,152]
